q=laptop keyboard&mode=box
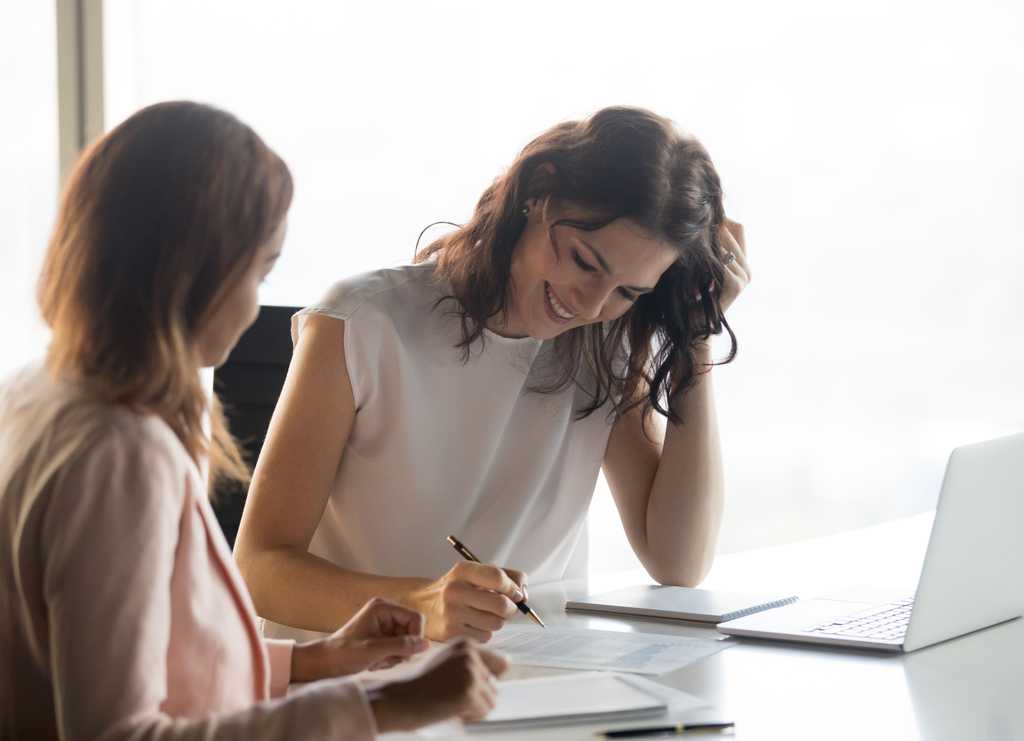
[806,599,914,642]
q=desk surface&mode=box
[386,514,1024,741]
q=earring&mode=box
[520,202,530,216]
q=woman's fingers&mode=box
[721,218,746,254]
[726,255,750,284]
[731,248,752,282]
[451,561,524,602]
[723,222,750,275]
[720,220,748,259]
[503,568,528,601]
[463,683,498,722]
[359,637,430,672]
[375,642,503,730]
[477,647,510,677]
[458,650,501,721]
[457,605,507,640]
[503,568,527,589]
[348,597,426,639]
[372,599,425,637]
[423,562,532,640]
[368,656,404,671]
[715,218,751,313]
[447,580,518,617]
[360,635,430,664]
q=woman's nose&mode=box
[572,284,609,321]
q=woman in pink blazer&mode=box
[0,101,505,740]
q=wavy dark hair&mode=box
[38,101,293,486]
[416,106,735,425]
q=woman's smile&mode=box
[543,282,576,324]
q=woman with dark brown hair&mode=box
[235,107,751,644]
[0,101,505,740]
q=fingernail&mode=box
[512,589,524,602]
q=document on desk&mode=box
[489,626,729,675]
[466,672,668,731]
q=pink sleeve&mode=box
[41,420,378,741]
[264,639,294,698]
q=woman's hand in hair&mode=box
[290,597,429,680]
[410,561,528,642]
[715,218,751,313]
[371,640,508,732]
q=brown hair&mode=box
[38,100,293,485]
[417,106,733,425]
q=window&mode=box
[101,0,1024,569]
[0,3,58,376]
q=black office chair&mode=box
[212,305,300,546]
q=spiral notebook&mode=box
[566,585,799,623]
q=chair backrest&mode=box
[211,305,299,546]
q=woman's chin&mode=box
[532,322,568,341]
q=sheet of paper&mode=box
[476,672,665,726]
[488,626,729,675]
[410,674,710,738]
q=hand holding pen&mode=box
[406,536,541,642]
[447,535,545,628]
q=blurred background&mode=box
[4,0,1022,573]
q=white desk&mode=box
[387,513,1024,740]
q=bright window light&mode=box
[0,4,57,377]
[102,0,1024,569]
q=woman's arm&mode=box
[234,313,424,630]
[601,220,749,586]
[42,418,380,740]
[234,314,525,641]
[602,355,723,585]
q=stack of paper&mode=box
[467,672,668,731]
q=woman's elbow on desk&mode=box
[641,547,716,588]
[646,563,710,589]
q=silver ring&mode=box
[723,251,736,266]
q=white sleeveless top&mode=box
[262,263,614,641]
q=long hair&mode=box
[37,100,293,486]
[417,106,733,425]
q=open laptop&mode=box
[718,433,1024,652]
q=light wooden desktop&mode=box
[385,513,1024,741]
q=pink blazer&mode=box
[0,367,377,740]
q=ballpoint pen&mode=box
[597,721,735,737]
[446,534,546,627]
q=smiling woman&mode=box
[417,108,745,423]
[234,106,750,646]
